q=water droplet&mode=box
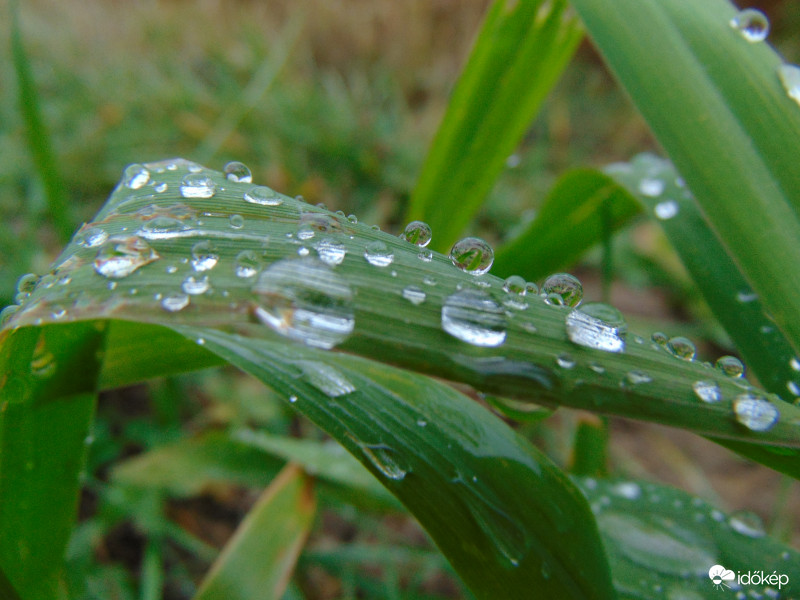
[542,273,583,307]
[736,289,758,303]
[297,225,316,241]
[556,354,575,369]
[401,286,426,305]
[612,481,641,500]
[16,273,39,296]
[288,395,298,403]
[589,362,605,374]
[347,214,358,224]
[229,214,245,229]
[417,249,433,262]
[234,250,261,278]
[778,64,800,107]
[299,212,341,235]
[791,357,800,371]
[449,237,494,276]
[733,394,779,431]
[787,380,800,396]
[161,293,190,312]
[182,275,210,295]
[94,236,159,279]
[639,177,664,197]
[0,305,20,326]
[626,370,653,385]
[154,182,168,193]
[730,8,769,42]
[655,200,679,220]
[441,289,506,347]
[179,173,216,199]
[667,336,696,360]
[359,444,407,481]
[422,276,437,286]
[416,419,427,427]
[315,238,347,266]
[693,380,722,403]
[652,331,668,346]
[224,160,252,183]
[565,302,626,353]
[364,240,394,267]
[123,163,150,189]
[716,355,745,378]
[252,257,355,349]
[295,360,355,397]
[138,216,190,239]
[297,246,311,257]
[728,510,766,538]
[400,221,432,247]
[502,275,526,296]
[191,241,219,272]
[244,185,283,206]
[76,227,109,248]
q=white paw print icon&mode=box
[708,564,736,590]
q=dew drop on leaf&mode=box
[400,221,432,247]
[76,227,109,248]
[778,64,800,107]
[229,214,245,229]
[122,163,150,189]
[638,177,664,197]
[417,249,433,263]
[182,275,210,295]
[566,302,626,353]
[315,238,347,266]
[556,354,575,369]
[729,8,769,42]
[728,510,766,537]
[449,237,494,276]
[244,185,283,206]
[94,236,159,279]
[191,241,219,272]
[667,336,696,361]
[223,160,252,183]
[161,293,190,313]
[611,481,641,500]
[252,257,355,349]
[625,370,652,385]
[401,286,426,305]
[179,173,216,199]
[733,394,779,431]
[364,240,394,267]
[693,380,722,403]
[716,355,745,378]
[234,250,261,278]
[358,443,407,481]
[654,200,679,220]
[295,360,356,397]
[542,273,583,307]
[441,289,506,347]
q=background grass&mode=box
[2,0,800,598]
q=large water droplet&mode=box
[364,240,394,267]
[161,293,190,312]
[441,289,506,347]
[401,286,426,305]
[716,355,744,378]
[667,336,696,361]
[244,185,283,206]
[76,227,109,248]
[138,216,190,239]
[565,302,626,353]
[123,163,150,189]
[693,380,722,403]
[234,250,261,278]
[778,64,800,107]
[252,257,355,349]
[730,8,769,42]
[728,510,766,538]
[655,200,679,220]
[224,160,252,183]
[295,360,355,397]
[191,241,219,272]
[449,237,494,276]
[733,394,779,431]
[179,173,216,198]
[315,238,347,266]
[542,273,583,307]
[400,221,432,247]
[94,236,159,279]
[182,275,210,295]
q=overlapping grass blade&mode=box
[407,0,583,251]
[492,168,641,280]
[195,464,316,600]
[568,0,800,356]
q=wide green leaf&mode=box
[407,0,583,251]
[569,0,800,357]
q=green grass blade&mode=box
[194,464,316,600]
[608,154,800,401]
[576,477,800,598]
[492,168,641,280]
[171,326,616,600]
[407,0,583,251]
[569,0,800,356]
[10,0,72,243]
[0,322,104,600]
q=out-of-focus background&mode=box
[2,1,799,598]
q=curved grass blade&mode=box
[169,326,616,600]
[576,477,800,598]
[568,0,800,356]
[492,168,641,280]
[407,0,583,251]
[194,464,316,600]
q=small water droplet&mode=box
[639,177,665,197]
[417,249,433,262]
[400,221,432,247]
[347,214,358,224]
[693,380,722,403]
[315,238,347,266]
[736,289,758,303]
[229,214,245,229]
[244,185,283,206]
[667,336,696,360]
[542,273,583,307]
[123,163,150,189]
[295,360,356,397]
[364,240,394,267]
[733,394,779,431]
[76,227,109,248]
[182,275,210,295]
[502,275,526,296]
[138,216,190,239]
[786,380,800,396]
[288,395,298,403]
[778,63,800,107]
[94,236,159,279]
[626,370,652,385]
[651,331,668,346]
[422,275,437,286]
[252,257,355,349]
[441,289,506,347]
[154,182,168,193]
[565,302,626,353]
[730,8,769,42]
[16,273,39,296]
[179,173,216,198]
[716,355,745,378]
[655,200,679,220]
[297,225,316,241]
[224,160,252,183]
[728,510,766,538]
[400,285,427,305]
[612,482,641,500]
[416,419,427,427]
[449,237,494,276]
[191,241,219,272]
[297,246,311,257]
[556,354,575,369]
[161,293,190,312]
[234,250,261,278]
